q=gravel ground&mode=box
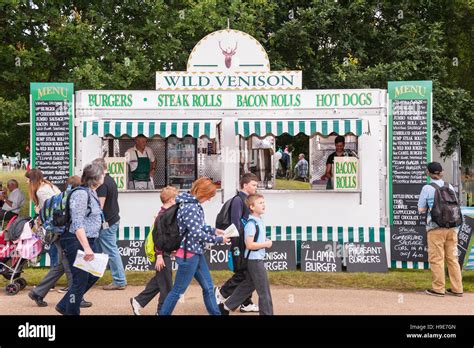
[0,285,473,315]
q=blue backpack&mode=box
[227,218,260,271]
[39,186,92,236]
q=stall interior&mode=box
[101,134,221,190]
[239,133,359,191]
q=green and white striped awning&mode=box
[83,120,219,139]
[235,119,368,137]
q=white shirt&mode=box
[2,188,26,214]
[36,183,61,209]
[125,146,156,172]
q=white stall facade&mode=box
[69,29,428,270]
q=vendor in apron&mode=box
[125,135,156,190]
[323,135,353,190]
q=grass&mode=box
[3,268,474,293]
[275,178,311,190]
[3,169,474,293]
[0,169,30,217]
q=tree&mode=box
[0,0,472,164]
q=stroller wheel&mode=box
[15,278,27,290]
[5,283,20,296]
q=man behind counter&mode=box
[323,135,354,190]
[126,134,156,190]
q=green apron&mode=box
[132,150,151,181]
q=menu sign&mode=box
[388,81,432,262]
[457,216,474,268]
[30,83,74,189]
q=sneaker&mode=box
[57,287,69,293]
[446,288,463,297]
[28,291,48,307]
[103,284,126,290]
[218,303,229,316]
[214,286,227,305]
[55,305,65,315]
[425,289,444,297]
[80,300,92,308]
[240,303,259,313]
[130,297,142,315]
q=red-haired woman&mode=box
[159,177,229,315]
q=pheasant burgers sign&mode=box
[156,29,302,91]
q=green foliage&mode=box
[0,0,472,163]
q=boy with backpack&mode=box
[219,193,274,315]
[418,162,463,297]
[214,173,259,312]
[130,186,178,315]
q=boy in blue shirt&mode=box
[219,194,274,315]
[417,162,463,297]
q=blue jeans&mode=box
[57,233,99,315]
[159,254,220,315]
[96,222,126,286]
[47,242,59,267]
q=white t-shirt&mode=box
[36,183,61,209]
[125,146,156,172]
[2,188,26,214]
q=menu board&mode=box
[388,81,432,262]
[30,83,74,190]
[457,216,474,268]
[344,242,388,273]
[264,241,297,271]
[117,240,152,272]
[205,244,230,271]
[301,241,342,272]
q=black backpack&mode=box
[155,202,187,253]
[430,182,462,228]
[215,194,241,230]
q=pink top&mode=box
[175,248,195,259]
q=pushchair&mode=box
[0,215,42,295]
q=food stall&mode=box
[33,29,437,270]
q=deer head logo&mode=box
[219,41,238,69]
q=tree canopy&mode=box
[1,0,472,163]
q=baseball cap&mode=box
[427,162,443,174]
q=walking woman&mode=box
[159,177,229,315]
[26,168,61,215]
[28,176,83,307]
[26,169,62,267]
[56,163,105,315]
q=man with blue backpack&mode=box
[214,173,259,313]
[418,162,463,297]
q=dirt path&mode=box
[1,285,473,315]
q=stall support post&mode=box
[220,116,239,201]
